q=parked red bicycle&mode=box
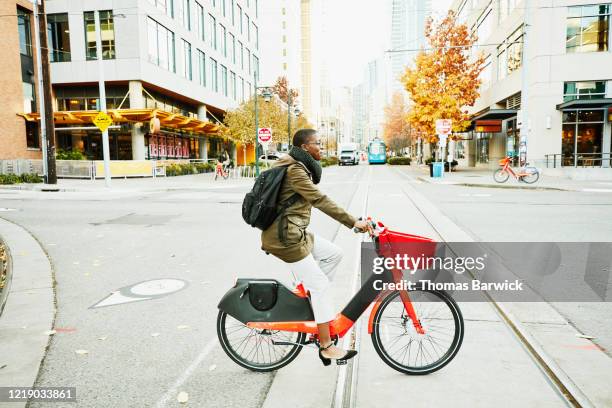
[217,220,464,375]
[493,157,539,184]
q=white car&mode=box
[258,152,286,166]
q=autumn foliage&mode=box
[402,11,485,143]
[382,93,413,153]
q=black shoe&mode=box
[318,343,358,366]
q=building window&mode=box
[562,109,605,166]
[208,14,217,49]
[282,34,287,43]
[197,49,206,87]
[17,8,32,56]
[472,2,492,46]
[282,7,286,16]
[47,14,71,62]
[22,82,36,114]
[283,48,287,57]
[26,121,40,149]
[148,0,174,18]
[480,54,492,89]
[497,26,523,80]
[240,76,245,102]
[246,14,250,41]
[253,23,258,49]
[246,48,251,74]
[563,81,606,102]
[230,0,235,25]
[229,33,236,63]
[238,41,244,69]
[182,39,192,80]
[567,5,610,53]
[222,0,227,17]
[255,0,258,18]
[148,18,176,72]
[221,65,228,96]
[84,11,115,60]
[220,24,227,57]
[210,57,218,91]
[181,0,191,30]
[230,71,237,100]
[238,5,243,33]
[253,55,259,78]
[196,2,205,41]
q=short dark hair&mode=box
[292,129,317,147]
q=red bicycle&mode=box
[217,220,464,375]
[214,161,230,180]
[493,157,540,184]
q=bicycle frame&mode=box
[499,159,533,179]
[246,266,425,338]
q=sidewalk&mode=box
[0,173,255,194]
[396,165,612,192]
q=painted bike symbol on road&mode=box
[90,278,188,309]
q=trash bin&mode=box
[428,163,434,177]
[432,162,444,178]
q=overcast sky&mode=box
[325,0,454,87]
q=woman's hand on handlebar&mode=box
[353,219,374,235]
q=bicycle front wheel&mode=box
[371,288,464,375]
[493,168,509,183]
[520,167,540,184]
[217,311,306,372]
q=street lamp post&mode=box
[253,71,273,177]
[94,11,112,188]
[287,92,292,150]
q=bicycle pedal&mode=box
[336,360,348,366]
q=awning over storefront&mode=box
[471,108,518,121]
[474,120,502,133]
[19,108,222,137]
[556,98,612,110]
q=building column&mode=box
[197,104,209,160]
[129,81,146,160]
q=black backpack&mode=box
[242,165,300,230]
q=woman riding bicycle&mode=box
[261,128,372,366]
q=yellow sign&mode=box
[93,111,113,132]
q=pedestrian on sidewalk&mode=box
[261,128,372,366]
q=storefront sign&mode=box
[148,135,190,159]
[475,120,502,133]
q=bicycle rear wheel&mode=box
[217,311,306,372]
[371,288,464,375]
[493,168,509,183]
[520,167,539,184]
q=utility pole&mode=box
[519,0,531,167]
[287,91,292,150]
[94,11,112,187]
[34,0,57,184]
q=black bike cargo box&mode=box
[218,279,315,323]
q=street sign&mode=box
[258,127,272,147]
[436,119,452,135]
[93,111,113,132]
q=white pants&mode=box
[288,235,343,323]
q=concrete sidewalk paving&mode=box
[396,165,612,192]
[0,217,55,408]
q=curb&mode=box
[0,240,12,317]
[0,217,55,403]
[416,176,573,191]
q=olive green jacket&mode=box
[260,155,357,263]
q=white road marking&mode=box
[0,208,17,212]
[582,188,612,193]
[154,337,217,408]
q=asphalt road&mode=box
[0,166,366,408]
[1,164,610,407]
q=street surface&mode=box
[0,164,610,407]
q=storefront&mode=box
[556,98,612,168]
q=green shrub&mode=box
[56,149,86,160]
[388,157,411,165]
[0,174,21,185]
[320,156,338,168]
[179,163,196,175]
[19,173,43,183]
[193,162,214,173]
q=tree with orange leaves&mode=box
[383,92,413,154]
[402,10,485,149]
